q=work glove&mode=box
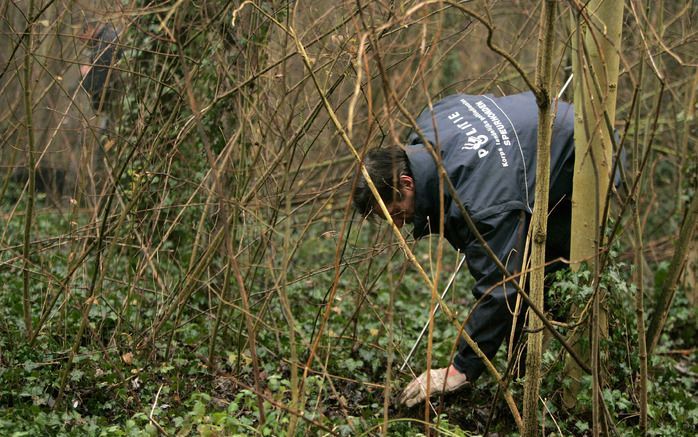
[399,365,468,408]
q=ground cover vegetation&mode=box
[0,1,696,435]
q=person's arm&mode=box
[400,209,528,407]
[452,209,528,381]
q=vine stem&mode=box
[22,0,36,340]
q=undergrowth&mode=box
[0,200,695,436]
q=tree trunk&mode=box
[563,2,624,427]
[647,191,698,354]
[685,239,698,308]
[522,1,556,435]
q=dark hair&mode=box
[353,146,412,217]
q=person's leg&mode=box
[506,198,572,378]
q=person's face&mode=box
[373,175,415,229]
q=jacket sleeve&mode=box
[451,209,528,381]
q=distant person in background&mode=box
[352,92,576,407]
[80,23,121,111]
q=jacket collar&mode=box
[406,145,441,239]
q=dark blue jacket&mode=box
[405,92,575,380]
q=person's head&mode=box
[353,146,415,228]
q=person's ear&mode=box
[399,175,414,192]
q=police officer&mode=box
[352,92,575,407]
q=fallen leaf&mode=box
[103,139,116,152]
[122,352,133,365]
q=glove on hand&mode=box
[399,365,468,408]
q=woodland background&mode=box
[0,0,696,435]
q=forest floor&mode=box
[0,197,696,436]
